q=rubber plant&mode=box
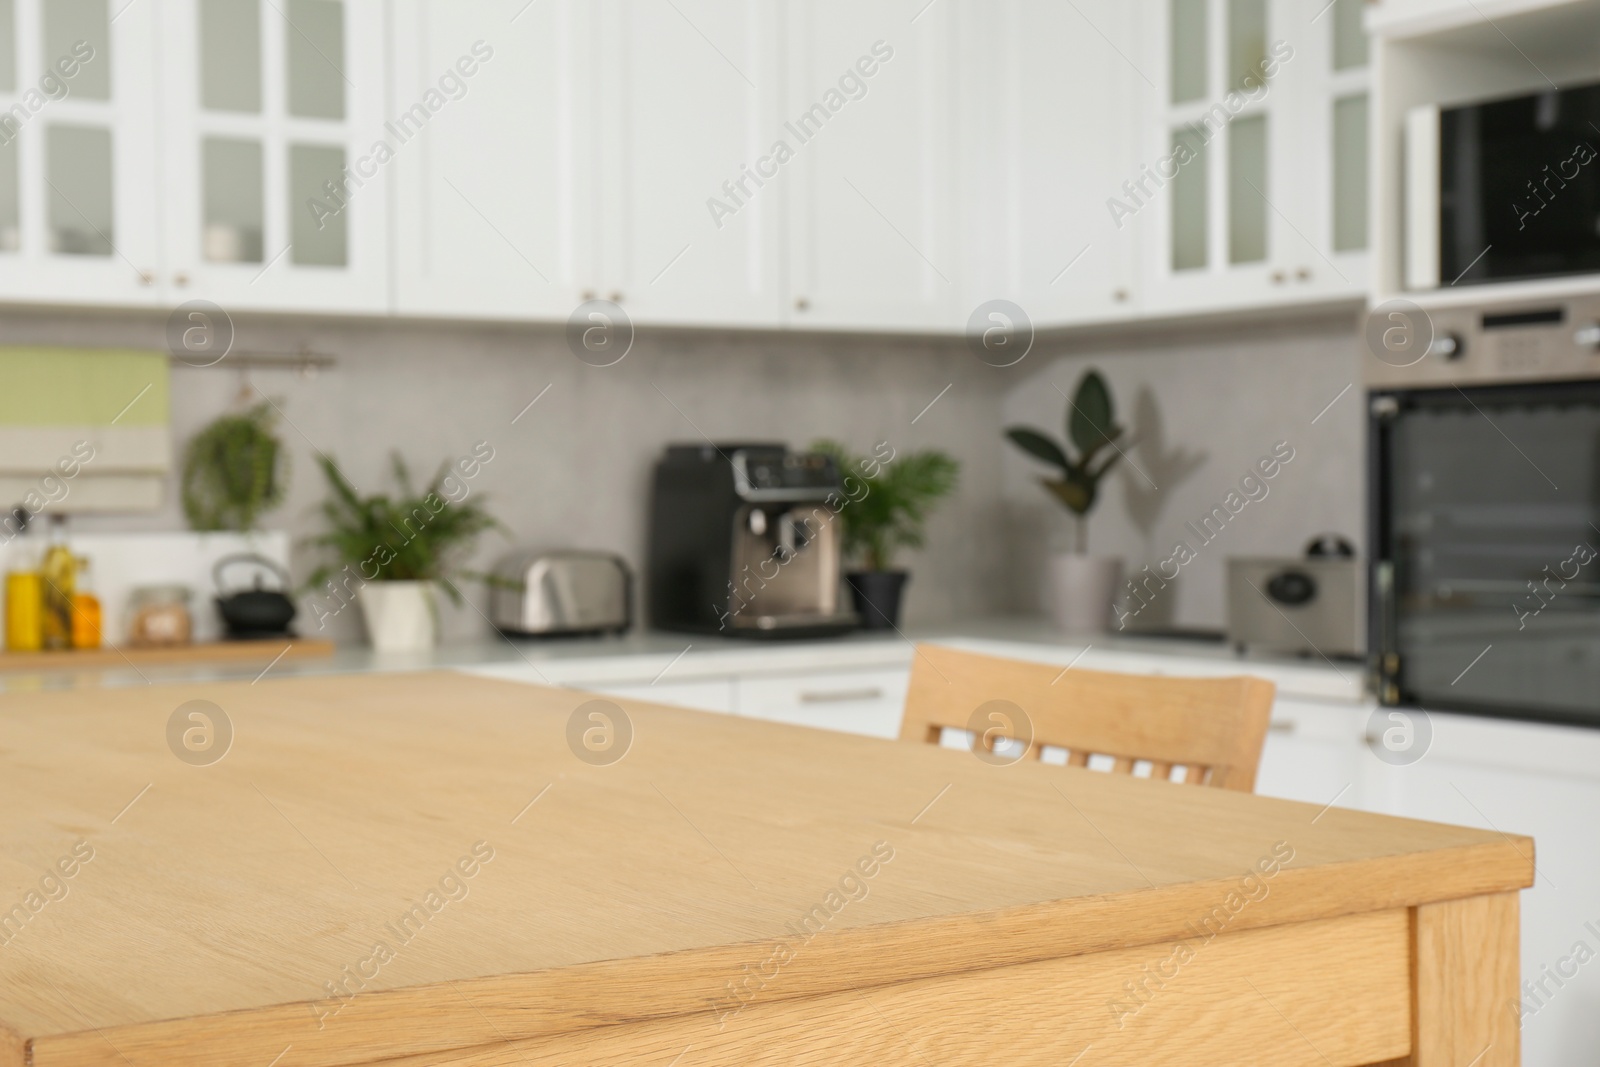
[181,401,288,531]
[1004,369,1128,553]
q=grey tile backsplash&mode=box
[2,306,1361,640]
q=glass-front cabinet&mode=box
[161,0,387,311]
[0,0,383,312]
[1144,0,1368,314]
[0,0,160,305]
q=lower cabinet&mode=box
[734,668,911,740]
[1254,696,1369,810]
[590,678,738,715]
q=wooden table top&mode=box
[0,670,1534,1067]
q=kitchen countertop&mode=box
[0,617,1369,702]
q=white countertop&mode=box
[0,617,1369,703]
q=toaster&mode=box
[489,550,631,637]
[1225,536,1364,658]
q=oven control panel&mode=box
[1363,293,1600,388]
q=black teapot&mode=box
[213,554,297,639]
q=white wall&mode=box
[1001,309,1366,630]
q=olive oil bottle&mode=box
[40,515,75,651]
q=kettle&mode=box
[213,554,298,639]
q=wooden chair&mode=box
[899,644,1276,792]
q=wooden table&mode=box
[0,671,1533,1066]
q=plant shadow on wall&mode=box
[303,448,502,652]
[1004,369,1130,633]
[810,441,958,630]
[1120,387,1207,629]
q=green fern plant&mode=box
[181,402,287,531]
[1005,369,1127,553]
[811,441,959,572]
[304,452,501,603]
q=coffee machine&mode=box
[648,443,858,637]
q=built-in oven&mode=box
[1367,293,1600,727]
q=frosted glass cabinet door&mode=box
[1140,0,1366,316]
[159,0,389,312]
[783,0,960,332]
[0,0,161,307]
[388,0,594,321]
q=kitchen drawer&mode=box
[587,679,738,715]
[735,669,910,739]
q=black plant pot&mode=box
[847,570,909,631]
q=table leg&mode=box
[1407,891,1520,1067]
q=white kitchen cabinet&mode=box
[592,678,738,715]
[159,0,389,313]
[388,0,591,321]
[0,0,162,306]
[962,0,1145,327]
[1141,0,1368,316]
[783,0,959,332]
[735,667,910,739]
[1254,695,1370,809]
[592,0,784,327]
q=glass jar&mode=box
[126,585,193,648]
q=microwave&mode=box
[1405,81,1600,289]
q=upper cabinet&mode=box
[0,2,1377,329]
[963,0,1147,328]
[161,0,389,312]
[1140,0,1369,316]
[388,0,592,321]
[592,0,785,327]
[0,0,161,306]
[782,0,960,332]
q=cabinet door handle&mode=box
[1268,719,1296,734]
[608,291,624,303]
[137,269,155,286]
[1295,266,1311,282]
[798,687,884,704]
[1270,270,1287,284]
[794,296,810,312]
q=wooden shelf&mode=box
[0,637,335,673]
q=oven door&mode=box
[1370,379,1600,726]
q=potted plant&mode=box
[811,440,959,630]
[181,402,287,531]
[1005,369,1129,632]
[306,453,500,652]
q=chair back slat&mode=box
[899,644,1275,793]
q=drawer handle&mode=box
[1268,720,1296,734]
[798,687,884,704]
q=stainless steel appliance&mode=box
[1227,536,1363,657]
[489,550,631,636]
[1405,79,1600,289]
[648,443,857,638]
[1367,293,1600,726]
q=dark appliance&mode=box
[1367,294,1600,727]
[1406,80,1600,288]
[648,443,857,638]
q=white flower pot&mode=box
[357,580,438,653]
[1046,553,1124,634]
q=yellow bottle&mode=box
[40,515,74,652]
[71,556,101,650]
[5,569,42,652]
